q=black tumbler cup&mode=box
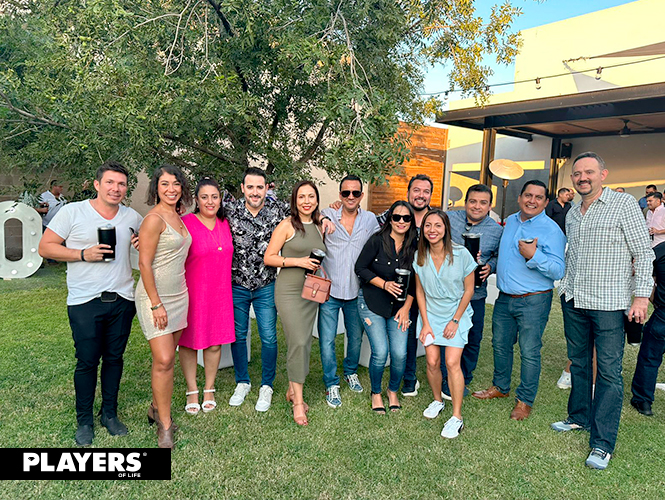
[305,248,326,275]
[395,268,411,301]
[624,313,643,345]
[97,225,116,261]
[463,233,482,288]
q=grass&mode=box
[1,264,664,499]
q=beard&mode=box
[411,201,428,212]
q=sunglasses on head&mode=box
[340,190,362,198]
[391,214,413,223]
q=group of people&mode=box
[38,151,663,471]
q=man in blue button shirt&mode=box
[473,180,566,421]
[441,184,503,399]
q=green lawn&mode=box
[1,264,664,499]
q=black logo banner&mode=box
[0,448,171,480]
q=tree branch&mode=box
[0,90,70,130]
[150,146,196,170]
[107,13,182,46]
[205,0,236,37]
[162,133,242,165]
[205,0,249,93]
[296,119,330,165]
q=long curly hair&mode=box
[146,164,192,213]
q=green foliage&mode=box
[0,0,523,194]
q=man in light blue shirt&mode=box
[473,180,566,421]
[319,175,380,408]
[440,184,503,399]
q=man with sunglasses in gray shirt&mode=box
[319,175,380,407]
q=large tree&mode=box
[0,0,522,195]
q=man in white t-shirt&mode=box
[39,161,142,447]
[646,192,665,248]
[40,180,67,228]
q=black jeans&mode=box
[440,298,486,389]
[631,307,665,404]
[68,297,135,425]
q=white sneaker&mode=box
[656,383,665,392]
[229,383,251,406]
[441,416,464,439]
[557,370,572,389]
[423,400,445,419]
[255,385,273,412]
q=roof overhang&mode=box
[435,82,665,141]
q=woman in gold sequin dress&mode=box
[136,165,192,448]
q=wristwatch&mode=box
[452,318,459,324]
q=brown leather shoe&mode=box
[510,400,532,420]
[156,418,176,449]
[472,386,510,400]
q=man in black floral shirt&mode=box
[226,167,333,412]
[225,168,289,412]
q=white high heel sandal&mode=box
[185,390,201,415]
[202,388,217,413]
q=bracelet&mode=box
[382,281,387,290]
[321,216,331,222]
[80,249,86,262]
[151,303,163,311]
[282,257,286,267]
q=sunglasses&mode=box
[340,190,362,198]
[465,223,472,232]
[391,214,413,223]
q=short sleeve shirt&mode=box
[226,198,289,290]
[48,201,143,305]
[413,246,476,345]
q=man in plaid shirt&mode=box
[551,152,654,470]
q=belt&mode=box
[503,289,552,299]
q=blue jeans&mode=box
[402,302,419,383]
[561,296,624,454]
[492,291,553,406]
[631,307,665,404]
[317,297,364,388]
[441,298,486,388]
[231,282,278,387]
[357,292,408,394]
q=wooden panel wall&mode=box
[368,123,447,214]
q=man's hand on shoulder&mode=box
[321,217,335,235]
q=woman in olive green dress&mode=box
[264,181,326,425]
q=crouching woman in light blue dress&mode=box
[414,209,476,439]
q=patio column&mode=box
[548,138,561,198]
[480,128,496,186]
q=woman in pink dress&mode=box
[178,177,235,415]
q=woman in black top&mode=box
[355,201,417,413]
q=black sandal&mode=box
[371,392,386,415]
[389,404,402,412]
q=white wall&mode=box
[556,133,665,200]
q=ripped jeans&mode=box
[357,291,408,394]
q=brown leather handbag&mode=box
[301,268,332,303]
